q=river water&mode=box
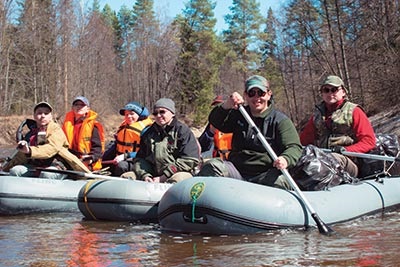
[1,145,400,267]
[1,210,400,267]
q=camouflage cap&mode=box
[321,75,348,93]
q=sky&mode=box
[99,0,282,33]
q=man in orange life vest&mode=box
[102,101,153,176]
[62,96,105,171]
[198,95,233,160]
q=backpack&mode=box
[358,133,400,178]
[291,145,359,191]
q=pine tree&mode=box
[175,0,221,124]
[223,0,264,80]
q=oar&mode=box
[238,105,334,235]
[102,160,117,165]
[321,148,400,162]
[35,167,127,181]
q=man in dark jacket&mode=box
[197,75,302,188]
[133,98,200,183]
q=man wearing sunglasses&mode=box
[300,75,376,177]
[132,98,200,183]
[197,75,302,189]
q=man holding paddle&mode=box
[300,75,376,177]
[197,75,302,188]
[2,102,90,178]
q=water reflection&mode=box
[1,211,400,266]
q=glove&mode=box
[331,146,346,154]
[328,136,354,147]
[81,155,93,164]
[114,153,125,163]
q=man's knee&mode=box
[167,172,193,183]
[197,158,226,177]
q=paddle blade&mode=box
[311,213,335,235]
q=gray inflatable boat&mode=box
[0,175,86,215]
[78,179,172,222]
[158,176,400,235]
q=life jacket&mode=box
[62,110,105,170]
[313,100,357,148]
[115,117,153,155]
[212,130,232,160]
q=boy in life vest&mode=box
[102,101,153,176]
[300,75,376,177]
[62,96,105,171]
[198,96,233,160]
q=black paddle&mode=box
[238,105,334,235]
[35,167,127,181]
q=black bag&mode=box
[291,145,359,191]
[358,133,400,178]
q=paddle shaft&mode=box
[35,167,126,181]
[238,105,334,235]
[101,160,117,165]
[321,148,400,162]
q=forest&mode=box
[0,0,399,129]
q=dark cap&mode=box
[34,102,53,112]
[72,96,90,106]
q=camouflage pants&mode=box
[331,153,358,177]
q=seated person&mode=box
[102,101,153,176]
[3,102,90,179]
[132,98,200,183]
[62,96,105,171]
[198,96,233,160]
[197,75,302,189]
[300,75,376,177]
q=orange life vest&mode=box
[213,130,233,160]
[62,110,105,170]
[115,118,153,154]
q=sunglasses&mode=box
[152,110,167,116]
[321,87,340,94]
[247,89,267,98]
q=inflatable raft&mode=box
[78,179,173,222]
[158,176,400,235]
[0,175,87,215]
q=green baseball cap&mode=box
[245,75,269,92]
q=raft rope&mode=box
[83,179,98,220]
[191,196,197,223]
[384,150,400,176]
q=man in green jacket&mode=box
[3,102,90,179]
[197,75,302,188]
[133,98,200,183]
